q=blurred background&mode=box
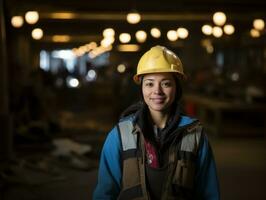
[0,0,265,199]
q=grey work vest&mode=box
[117,119,202,200]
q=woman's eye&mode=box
[161,82,171,87]
[145,82,153,87]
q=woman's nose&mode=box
[154,84,163,94]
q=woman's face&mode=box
[142,73,176,114]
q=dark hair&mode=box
[174,76,183,102]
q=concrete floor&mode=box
[1,108,266,200]
[212,138,266,200]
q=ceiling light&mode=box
[50,12,76,19]
[253,19,265,31]
[25,11,39,24]
[52,35,71,42]
[167,30,178,41]
[31,28,43,40]
[119,33,131,43]
[212,26,223,38]
[101,37,115,47]
[250,29,260,38]
[117,64,126,73]
[177,27,189,39]
[135,30,147,43]
[86,70,97,81]
[11,16,24,28]
[117,44,140,52]
[202,25,213,35]
[223,24,235,35]
[87,42,97,49]
[103,28,115,37]
[66,77,79,88]
[127,12,141,24]
[150,28,161,38]
[213,12,226,26]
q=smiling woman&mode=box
[142,73,177,128]
[93,45,220,200]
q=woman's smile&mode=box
[150,97,166,104]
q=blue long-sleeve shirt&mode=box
[93,116,220,200]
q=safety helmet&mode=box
[133,45,186,84]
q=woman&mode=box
[93,46,220,200]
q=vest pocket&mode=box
[122,158,140,189]
[172,159,195,189]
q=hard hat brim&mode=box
[133,70,186,84]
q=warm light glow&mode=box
[250,29,260,38]
[77,46,86,56]
[253,19,265,31]
[50,12,75,19]
[177,27,189,39]
[213,12,226,26]
[127,12,141,24]
[207,45,214,54]
[103,28,115,37]
[73,42,98,56]
[117,44,140,52]
[201,39,214,54]
[119,33,131,43]
[135,30,147,43]
[73,45,94,57]
[31,28,43,40]
[150,28,161,38]
[52,35,71,42]
[117,64,126,73]
[25,11,39,24]
[202,25,213,35]
[223,24,235,35]
[212,26,223,38]
[87,42,97,49]
[101,37,115,47]
[167,30,178,41]
[11,16,24,28]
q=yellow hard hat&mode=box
[133,45,186,84]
